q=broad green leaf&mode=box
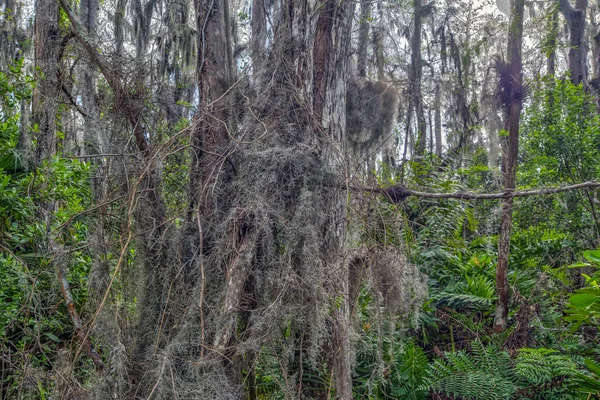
[568,293,599,309]
[583,250,600,264]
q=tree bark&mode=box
[251,0,267,77]
[189,1,232,369]
[190,0,230,218]
[373,0,385,81]
[114,0,128,57]
[357,0,371,77]
[412,0,427,162]
[314,2,355,396]
[560,0,588,85]
[547,5,559,75]
[495,0,524,333]
[33,0,61,166]
[434,81,442,157]
[79,0,102,157]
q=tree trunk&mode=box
[190,0,230,218]
[251,0,267,77]
[434,81,442,157]
[114,0,128,57]
[589,3,600,105]
[357,0,371,77]
[313,3,355,396]
[547,5,559,75]
[494,0,525,333]
[79,0,102,157]
[412,0,427,162]
[373,0,385,81]
[560,0,588,85]
[190,0,231,361]
[33,0,61,166]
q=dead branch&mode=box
[355,181,600,203]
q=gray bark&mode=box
[357,0,371,77]
[33,0,61,166]
[434,81,442,157]
[560,0,588,85]
[495,0,524,333]
[412,0,427,162]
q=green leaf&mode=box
[584,359,600,376]
[583,250,600,264]
[568,293,599,309]
[567,262,592,269]
[44,332,60,342]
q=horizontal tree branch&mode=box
[354,181,600,203]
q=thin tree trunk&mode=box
[494,0,525,333]
[190,0,230,218]
[434,81,442,157]
[589,3,600,105]
[547,5,558,75]
[223,0,235,86]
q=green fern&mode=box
[426,341,517,400]
[424,343,600,400]
[515,348,578,387]
[434,291,494,311]
[389,339,429,399]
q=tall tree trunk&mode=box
[494,0,525,333]
[251,0,267,77]
[589,3,600,105]
[33,0,61,166]
[190,0,230,218]
[313,3,355,396]
[560,0,588,85]
[79,0,101,157]
[434,81,442,157]
[547,5,559,75]
[33,0,105,373]
[189,0,231,358]
[114,0,128,57]
[373,0,385,81]
[357,0,371,77]
[412,0,427,162]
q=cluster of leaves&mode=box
[0,62,93,397]
[564,250,600,329]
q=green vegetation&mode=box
[3,64,600,397]
[3,0,600,396]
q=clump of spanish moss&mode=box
[346,77,399,166]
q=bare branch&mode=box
[355,181,600,203]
